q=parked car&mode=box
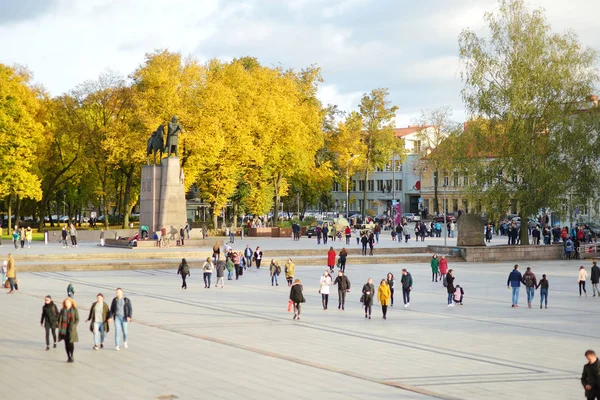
[434,213,456,223]
[402,213,420,222]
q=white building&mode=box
[331,126,435,217]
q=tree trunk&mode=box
[232,202,238,229]
[519,211,530,245]
[273,172,282,226]
[362,168,369,220]
[7,195,13,234]
[212,205,218,231]
[433,170,439,215]
[122,166,134,229]
[14,196,21,229]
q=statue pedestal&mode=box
[140,157,187,236]
[456,213,486,246]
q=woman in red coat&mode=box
[439,255,449,283]
[327,247,336,273]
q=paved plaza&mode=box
[0,240,595,400]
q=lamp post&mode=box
[391,155,396,231]
[443,182,447,247]
[346,155,360,219]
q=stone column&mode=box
[158,156,187,239]
[140,165,162,234]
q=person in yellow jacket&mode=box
[377,279,391,319]
[6,253,16,294]
[25,227,33,248]
[284,258,295,287]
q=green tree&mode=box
[458,0,598,244]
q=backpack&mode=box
[524,273,532,287]
[182,263,190,275]
[442,275,448,287]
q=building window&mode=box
[414,140,421,153]
[385,162,391,171]
[385,180,392,192]
[452,199,458,212]
[352,180,356,191]
[395,180,402,191]
[463,176,469,186]
[443,176,449,186]
[368,180,374,192]
[333,182,339,192]
[376,180,384,192]
[396,163,402,172]
[358,200,364,213]
[359,180,365,192]
[453,174,459,186]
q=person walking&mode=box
[284,258,295,287]
[446,269,456,307]
[177,258,190,289]
[215,260,225,288]
[592,262,600,297]
[367,232,375,256]
[40,295,59,350]
[377,279,391,319]
[327,247,336,274]
[580,266,588,297]
[319,270,332,310]
[212,241,221,263]
[226,257,234,281]
[507,264,522,308]
[522,266,537,308]
[6,253,16,294]
[322,224,329,244]
[229,225,235,243]
[338,248,348,273]
[202,257,214,288]
[12,229,19,249]
[254,247,263,269]
[244,245,253,268]
[69,224,78,247]
[85,293,110,351]
[269,259,281,286]
[58,297,79,362]
[374,224,381,244]
[20,227,25,248]
[179,226,185,246]
[109,288,132,351]
[333,271,351,310]
[354,227,361,245]
[232,251,242,277]
[581,350,600,400]
[344,226,351,245]
[361,278,375,319]
[536,274,549,309]
[360,234,368,256]
[431,254,440,282]
[25,227,32,248]
[400,269,413,308]
[67,282,75,298]
[439,255,448,284]
[289,279,305,320]
[387,272,395,307]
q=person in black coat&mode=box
[446,269,456,307]
[289,280,305,320]
[582,350,600,400]
[40,295,59,350]
[592,262,600,297]
[361,278,375,319]
[333,271,351,310]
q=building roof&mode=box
[393,126,432,138]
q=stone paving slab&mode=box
[0,258,595,399]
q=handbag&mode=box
[360,294,365,304]
[287,300,293,312]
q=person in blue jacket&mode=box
[507,264,523,308]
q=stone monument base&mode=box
[456,213,485,246]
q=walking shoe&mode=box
[404,304,408,308]
[115,346,120,351]
[540,305,542,309]
[545,305,548,309]
[514,305,519,308]
[338,305,341,309]
[46,346,49,351]
[100,344,103,349]
[293,314,297,320]
[365,314,367,318]
[53,343,57,348]
[368,315,371,319]
[93,346,99,351]
[124,342,128,349]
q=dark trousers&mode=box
[321,294,329,309]
[339,262,346,273]
[364,304,372,316]
[181,275,187,289]
[20,240,24,248]
[586,386,600,400]
[64,332,74,360]
[323,236,328,244]
[345,235,350,245]
[580,281,587,295]
[8,277,15,291]
[390,288,394,305]
[362,244,367,255]
[382,305,388,318]
[256,259,261,269]
[338,290,346,308]
[369,245,373,256]
[203,272,211,287]
[45,325,57,346]
[402,288,410,304]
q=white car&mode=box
[402,213,421,222]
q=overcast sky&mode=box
[1,0,598,126]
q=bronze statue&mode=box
[146,125,165,164]
[165,115,183,157]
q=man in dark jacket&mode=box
[592,262,600,297]
[109,288,132,351]
[333,271,351,310]
[507,264,522,308]
[582,350,600,400]
[521,267,537,308]
[400,269,413,308]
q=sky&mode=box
[0,0,598,126]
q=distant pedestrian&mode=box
[25,227,32,248]
[212,241,221,263]
[254,247,263,269]
[439,255,448,283]
[284,258,295,287]
[215,260,225,288]
[345,226,351,245]
[179,226,185,246]
[522,266,537,308]
[289,279,305,320]
[58,297,79,362]
[20,227,25,248]
[360,234,368,256]
[368,233,375,256]
[581,350,600,400]
[269,259,281,286]
[338,248,348,273]
[327,247,336,273]
[579,266,588,297]
[109,288,132,351]
[177,258,190,289]
[386,272,395,306]
[244,245,253,268]
[226,257,234,280]
[536,274,549,309]
[354,227,361,245]
[400,269,413,308]
[361,278,375,319]
[232,252,242,278]
[333,271,351,310]
[6,253,16,294]
[322,224,329,244]
[61,226,68,248]
[431,254,440,282]
[446,269,455,307]
[40,295,58,350]
[377,279,391,319]
[67,282,75,298]
[319,270,332,310]
[202,257,214,288]
[100,229,105,247]
[507,264,522,308]
[85,293,109,351]
[565,238,574,260]
[12,229,19,249]
[229,225,235,243]
[592,262,600,297]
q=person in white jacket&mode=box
[319,270,332,310]
[579,266,588,297]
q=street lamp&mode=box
[443,182,447,247]
[346,155,360,219]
